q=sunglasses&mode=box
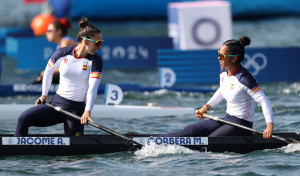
[218,50,240,59]
[46,29,55,33]
[81,37,103,47]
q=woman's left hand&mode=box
[195,104,211,119]
[263,122,273,139]
[81,110,94,125]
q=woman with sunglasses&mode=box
[33,18,77,84]
[15,17,103,137]
[162,36,274,139]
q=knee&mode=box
[17,111,30,125]
[183,124,199,136]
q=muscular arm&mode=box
[207,88,225,108]
[249,89,274,123]
[42,58,60,96]
[195,88,224,119]
[246,86,274,139]
[85,72,102,111]
[81,71,102,125]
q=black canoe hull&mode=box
[0,133,299,156]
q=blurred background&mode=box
[0,0,300,99]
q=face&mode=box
[46,24,60,42]
[84,33,103,55]
[218,45,237,68]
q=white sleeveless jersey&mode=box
[42,46,103,111]
[207,65,273,123]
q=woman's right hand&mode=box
[263,122,273,139]
[195,104,210,119]
[35,95,47,106]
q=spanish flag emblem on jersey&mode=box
[230,84,234,89]
[90,72,102,79]
[82,61,88,70]
[251,86,261,93]
[48,59,54,69]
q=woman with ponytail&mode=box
[33,18,77,84]
[15,17,103,137]
[162,36,274,139]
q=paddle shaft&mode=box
[204,114,291,144]
[45,103,142,146]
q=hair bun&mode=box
[239,36,251,47]
[79,17,89,28]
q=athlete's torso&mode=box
[47,46,103,102]
[219,65,259,122]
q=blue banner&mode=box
[70,0,173,19]
[100,37,172,68]
[245,48,299,82]
[14,36,172,70]
[65,0,300,20]
[17,37,56,70]
[158,47,300,83]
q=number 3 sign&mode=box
[104,84,124,105]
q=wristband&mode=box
[204,104,211,110]
[35,98,45,104]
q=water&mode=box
[1,2,300,175]
[0,81,299,175]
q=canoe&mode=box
[1,133,299,156]
[0,104,194,119]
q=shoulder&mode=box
[89,53,103,63]
[234,65,258,89]
[51,46,75,61]
[55,46,74,56]
[60,36,77,48]
[88,53,103,70]
[62,36,75,41]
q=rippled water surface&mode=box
[0,80,299,176]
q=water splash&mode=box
[134,142,195,159]
[279,143,300,153]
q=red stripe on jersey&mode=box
[90,72,102,79]
[48,59,54,68]
[251,86,261,93]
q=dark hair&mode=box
[223,36,251,63]
[76,17,101,42]
[51,18,71,37]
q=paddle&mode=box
[202,113,299,144]
[45,103,143,146]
